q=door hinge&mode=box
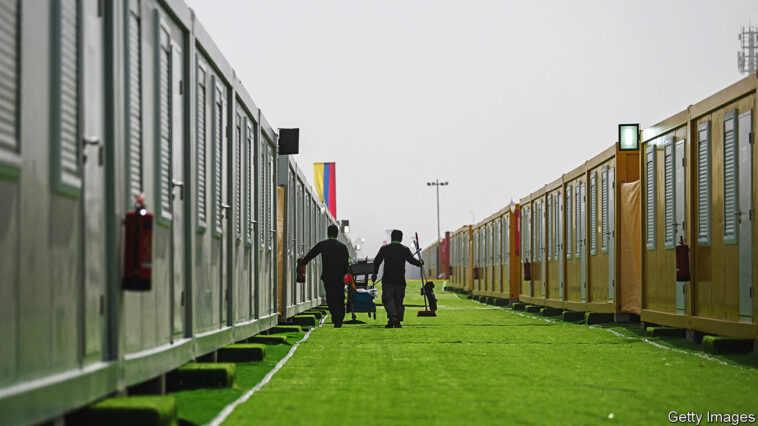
[179,80,183,95]
[749,132,753,144]
[97,0,103,17]
[181,291,185,306]
[682,158,686,167]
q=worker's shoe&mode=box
[393,323,402,328]
[385,322,395,328]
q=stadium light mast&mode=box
[738,24,758,74]
[427,179,448,278]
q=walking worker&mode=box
[371,230,423,328]
[297,224,350,328]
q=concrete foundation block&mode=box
[166,363,236,391]
[613,314,631,323]
[292,314,318,327]
[561,311,585,322]
[646,327,686,338]
[525,305,542,314]
[585,312,615,325]
[539,307,562,317]
[217,344,266,362]
[702,336,755,355]
[511,302,527,311]
[67,396,177,426]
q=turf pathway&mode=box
[222,281,758,425]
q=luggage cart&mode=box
[346,259,378,320]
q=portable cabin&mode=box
[449,225,472,291]
[472,221,485,294]
[0,1,284,424]
[422,240,439,280]
[518,191,538,301]
[641,74,757,342]
[518,144,640,315]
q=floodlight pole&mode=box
[427,179,448,278]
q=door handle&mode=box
[82,137,103,166]
[221,203,231,219]
[171,180,184,200]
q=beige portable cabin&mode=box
[471,205,520,301]
[421,240,440,280]
[518,144,641,315]
[641,74,757,341]
[449,225,473,292]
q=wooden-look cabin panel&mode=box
[693,94,755,322]
[588,158,615,303]
[565,176,586,303]
[643,126,687,313]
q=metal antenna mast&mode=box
[738,24,758,75]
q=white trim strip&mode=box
[207,315,328,426]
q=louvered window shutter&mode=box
[156,22,172,222]
[723,111,738,244]
[0,0,18,156]
[196,66,207,227]
[127,6,142,203]
[235,113,242,241]
[566,186,572,259]
[554,193,560,258]
[663,137,675,248]
[575,185,581,258]
[590,173,597,255]
[547,197,553,261]
[246,120,253,245]
[646,144,656,250]
[697,121,711,246]
[53,0,82,195]
[214,84,224,236]
[601,167,609,253]
[259,138,264,247]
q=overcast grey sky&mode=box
[185,0,756,257]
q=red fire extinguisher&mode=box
[676,236,690,282]
[123,194,153,291]
[296,257,306,283]
[524,261,531,281]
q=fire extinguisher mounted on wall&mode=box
[675,236,690,282]
[123,194,153,291]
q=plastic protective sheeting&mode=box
[619,181,642,314]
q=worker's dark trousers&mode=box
[382,284,406,323]
[324,281,345,325]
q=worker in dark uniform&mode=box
[371,230,423,328]
[298,225,350,328]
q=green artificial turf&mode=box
[219,280,758,425]
[171,331,305,425]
